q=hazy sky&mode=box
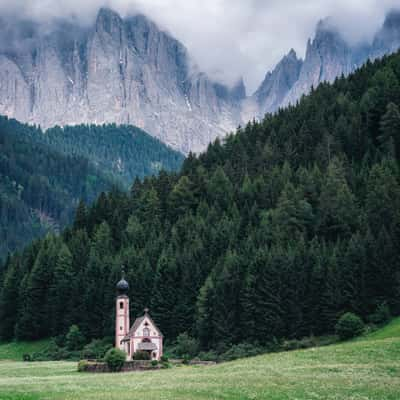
[0,0,399,92]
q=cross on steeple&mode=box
[144,307,149,314]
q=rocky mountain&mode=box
[247,49,302,119]
[255,10,400,114]
[371,10,400,59]
[0,8,400,153]
[0,8,243,154]
[281,19,353,109]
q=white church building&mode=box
[115,273,163,360]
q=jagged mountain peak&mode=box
[252,48,302,115]
[383,9,400,29]
[286,48,299,60]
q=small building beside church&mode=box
[115,274,163,361]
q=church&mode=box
[115,273,163,361]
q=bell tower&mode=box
[115,267,130,350]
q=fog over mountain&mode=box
[1,0,399,91]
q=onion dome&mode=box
[116,266,129,295]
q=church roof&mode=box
[122,310,163,341]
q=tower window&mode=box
[120,326,123,331]
[119,302,124,309]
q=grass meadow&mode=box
[0,319,399,400]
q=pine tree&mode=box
[379,102,400,157]
[49,243,74,335]
[0,258,21,340]
[15,236,60,340]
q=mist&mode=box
[0,0,399,92]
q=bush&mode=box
[65,325,85,351]
[160,355,169,363]
[151,360,158,367]
[104,348,126,372]
[132,350,150,360]
[369,302,391,325]
[77,360,90,372]
[81,339,113,360]
[335,312,365,340]
[161,361,171,369]
[198,350,218,362]
[219,343,264,362]
[175,333,199,358]
[22,353,31,362]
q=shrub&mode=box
[22,353,31,362]
[369,302,391,325]
[175,332,199,358]
[66,325,85,351]
[160,355,169,363]
[335,312,365,340]
[81,339,112,360]
[104,348,126,372]
[151,360,158,367]
[198,350,218,362]
[219,343,264,362]
[77,360,90,372]
[161,361,171,369]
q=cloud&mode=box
[0,0,399,92]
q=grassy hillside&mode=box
[0,340,51,361]
[0,320,399,400]
[365,318,400,340]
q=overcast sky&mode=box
[0,0,400,92]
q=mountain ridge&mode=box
[0,8,400,153]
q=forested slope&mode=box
[41,124,184,186]
[0,119,113,259]
[0,118,184,259]
[1,52,400,349]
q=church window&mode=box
[143,327,150,337]
[120,326,123,331]
[119,302,124,309]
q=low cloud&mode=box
[0,0,399,92]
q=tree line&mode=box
[1,51,400,351]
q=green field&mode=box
[0,321,399,400]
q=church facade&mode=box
[115,274,163,361]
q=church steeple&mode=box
[115,266,130,351]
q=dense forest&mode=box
[0,118,183,259]
[1,51,400,351]
[41,124,184,187]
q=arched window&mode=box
[119,302,124,309]
[143,327,150,337]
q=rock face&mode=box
[250,49,302,117]
[242,9,400,124]
[281,19,353,108]
[0,8,243,154]
[254,10,400,115]
[0,8,400,153]
[371,10,400,60]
